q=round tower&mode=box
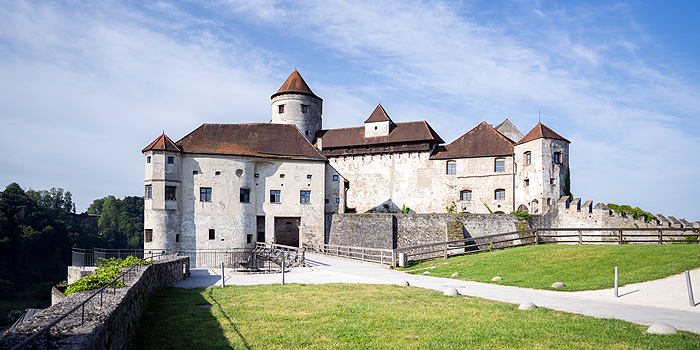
[271,70,322,142]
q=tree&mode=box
[563,166,573,198]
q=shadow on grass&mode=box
[130,287,234,350]
[207,288,251,350]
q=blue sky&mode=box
[1,0,698,221]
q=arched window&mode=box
[495,189,505,200]
[446,160,456,175]
[532,199,540,213]
[524,151,531,165]
[460,190,472,201]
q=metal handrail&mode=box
[9,253,170,350]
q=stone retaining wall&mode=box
[0,256,189,350]
[326,213,525,249]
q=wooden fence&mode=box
[384,227,698,267]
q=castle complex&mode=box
[145,71,692,251]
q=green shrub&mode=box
[510,210,530,224]
[65,256,151,296]
[607,203,655,222]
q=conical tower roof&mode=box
[364,104,394,123]
[142,133,181,153]
[271,70,321,100]
[515,123,569,145]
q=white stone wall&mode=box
[145,152,328,249]
[324,163,346,214]
[364,121,391,137]
[328,152,515,214]
[514,139,569,214]
[271,93,322,142]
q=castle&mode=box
[142,70,574,250]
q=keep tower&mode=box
[271,70,323,142]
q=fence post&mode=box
[221,262,225,288]
[614,266,619,298]
[391,250,397,268]
[618,230,622,245]
[534,230,539,245]
[281,255,286,286]
[443,242,448,259]
[686,270,695,307]
[658,230,663,245]
[578,230,582,245]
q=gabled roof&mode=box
[494,119,523,143]
[316,120,444,148]
[515,123,570,145]
[364,104,394,123]
[430,121,515,159]
[175,123,325,160]
[271,70,321,100]
[142,133,182,153]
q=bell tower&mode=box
[271,70,323,142]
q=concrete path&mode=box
[175,253,700,334]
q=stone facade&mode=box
[326,213,525,249]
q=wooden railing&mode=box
[305,243,395,265]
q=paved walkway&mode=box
[175,253,700,334]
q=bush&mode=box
[65,256,151,296]
[0,279,16,300]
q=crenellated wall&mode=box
[531,196,700,229]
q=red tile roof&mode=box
[430,121,514,159]
[271,70,321,100]
[364,104,393,123]
[142,133,182,153]
[515,123,570,145]
[174,123,325,160]
[316,120,444,148]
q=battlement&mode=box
[541,196,700,229]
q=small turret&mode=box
[271,70,322,142]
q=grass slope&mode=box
[132,284,700,349]
[401,244,700,291]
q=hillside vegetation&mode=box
[401,244,700,291]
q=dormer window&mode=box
[278,104,285,114]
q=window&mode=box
[301,104,309,114]
[215,171,221,176]
[254,173,260,178]
[145,229,153,243]
[167,156,174,164]
[547,198,552,206]
[165,186,176,200]
[200,187,212,202]
[146,156,151,163]
[325,198,329,204]
[300,190,311,204]
[193,170,198,175]
[495,158,505,172]
[209,229,215,240]
[553,152,562,164]
[524,179,529,187]
[460,190,472,201]
[247,234,253,244]
[524,151,531,166]
[495,189,505,200]
[307,174,312,179]
[280,174,285,178]
[278,104,285,113]
[446,161,456,175]
[332,175,339,181]
[550,178,555,185]
[240,188,250,203]
[270,190,281,203]
[335,198,340,203]
[175,234,180,243]
[145,185,152,199]
[257,232,265,242]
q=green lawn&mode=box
[400,244,700,291]
[132,284,700,349]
